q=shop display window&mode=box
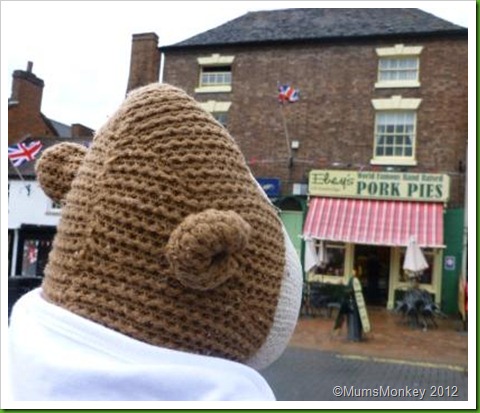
[313,241,346,277]
[399,247,434,284]
[18,238,53,277]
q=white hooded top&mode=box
[7,289,276,402]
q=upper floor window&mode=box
[212,112,228,128]
[371,96,422,166]
[375,44,423,89]
[374,111,416,160]
[378,57,419,82]
[200,66,232,87]
[198,100,232,128]
[195,54,234,93]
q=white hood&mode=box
[7,289,275,402]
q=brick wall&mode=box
[162,36,467,207]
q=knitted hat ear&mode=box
[165,209,252,291]
[35,142,88,204]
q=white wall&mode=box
[8,180,60,229]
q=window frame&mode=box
[370,96,422,166]
[195,54,234,94]
[308,241,347,285]
[46,199,62,215]
[373,111,417,165]
[375,44,423,89]
[198,100,232,128]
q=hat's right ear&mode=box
[35,142,88,203]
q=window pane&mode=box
[213,112,228,127]
[374,111,415,160]
[313,242,346,276]
[200,66,232,86]
[378,57,419,82]
[22,239,38,276]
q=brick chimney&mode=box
[10,61,44,114]
[126,33,160,93]
[8,62,56,145]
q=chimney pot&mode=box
[27,61,33,72]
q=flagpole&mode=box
[8,158,31,193]
[279,104,293,168]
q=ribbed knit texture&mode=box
[38,83,286,363]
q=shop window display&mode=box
[313,242,345,277]
[19,238,53,277]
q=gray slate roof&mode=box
[163,8,466,49]
[48,119,72,138]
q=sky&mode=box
[1,1,475,131]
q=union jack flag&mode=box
[278,84,299,103]
[8,140,43,167]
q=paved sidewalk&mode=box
[262,347,469,402]
[289,307,468,369]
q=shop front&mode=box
[303,170,450,309]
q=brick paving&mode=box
[289,307,468,368]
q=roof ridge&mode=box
[162,8,466,50]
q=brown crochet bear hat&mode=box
[36,83,302,369]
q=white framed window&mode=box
[200,66,232,87]
[195,54,234,93]
[375,44,423,88]
[198,100,231,128]
[313,241,346,277]
[371,96,421,166]
[212,112,228,127]
[378,57,419,82]
[373,111,416,164]
[46,199,62,215]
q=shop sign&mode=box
[444,256,456,271]
[256,177,281,198]
[309,170,450,202]
[352,277,371,333]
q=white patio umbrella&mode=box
[317,240,329,268]
[304,238,329,273]
[403,235,428,277]
[304,238,319,272]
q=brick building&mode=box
[125,8,468,313]
[8,62,93,286]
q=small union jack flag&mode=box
[278,84,299,103]
[8,140,43,167]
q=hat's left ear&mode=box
[35,142,88,203]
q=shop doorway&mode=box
[354,245,390,306]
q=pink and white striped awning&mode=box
[303,197,444,247]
